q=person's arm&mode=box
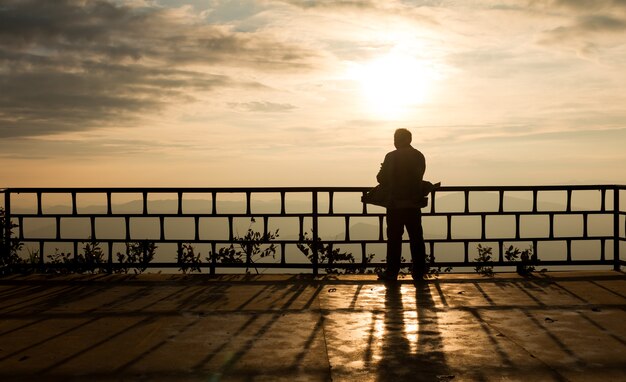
[376,153,391,185]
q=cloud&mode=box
[543,14,626,37]
[0,0,317,138]
[0,0,315,67]
[276,0,439,25]
[278,0,379,9]
[538,13,626,55]
[530,0,626,11]
[0,55,243,138]
[228,101,297,112]
[527,0,626,55]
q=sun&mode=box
[348,52,437,119]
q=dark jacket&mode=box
[376,145,426,209]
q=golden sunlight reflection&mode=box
[374,311,385,340]
[404,310,419,354]
[347,50,439,119]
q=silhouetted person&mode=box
[377,128,426,282]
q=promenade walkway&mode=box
[0,271,624,381]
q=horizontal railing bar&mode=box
[4,185,622,193]
[14,236,615,244]
[10,213,378,218]
[8,187,365,193]
[8,210,616,218]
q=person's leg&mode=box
[384,208,404,278]
[405,208,426,277]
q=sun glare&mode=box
[348,52,438,119]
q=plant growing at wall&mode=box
[424,252,452,278]
[210,245,241,265]
[474,244,494,277]
[46,241,107,274]
[116,241,157,274]
[296,231,376,274]
[24,247,40,270]
[208,218,279,274]
[0,207,24,275]
[81,241,107,273]
[178,243,202,274]
[504,245,537,275]
[473,244,538,277]
[46,249,75,274]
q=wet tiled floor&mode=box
[0,272,624,381]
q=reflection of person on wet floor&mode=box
[377,128,426,282]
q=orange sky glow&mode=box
[1,0,625,188]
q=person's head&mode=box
[393,128,412,148]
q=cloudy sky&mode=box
[1,0,625,187]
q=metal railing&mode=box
[2,185,625,274]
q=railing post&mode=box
[210,242,216,276]
[107,241,113,274]
[2,190,10,261]
[615,186,620,271]
[312,191,318,276]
